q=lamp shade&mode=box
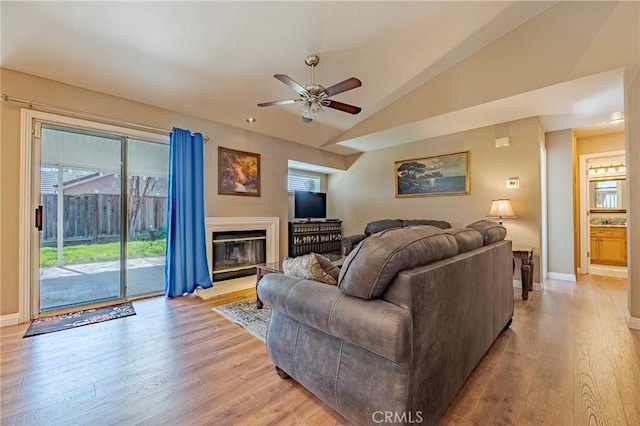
[487,199,516,220]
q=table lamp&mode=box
[487,199,516,225]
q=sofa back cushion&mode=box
[338,225,458,299]
[364,219,404,236]
[444,228,484,254]
[402,219,451,229]
[466,220,507,245]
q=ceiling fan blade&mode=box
[257,99,299,107]
[324,100,362,115]
[274,74,307,94]
[323,77,362,97]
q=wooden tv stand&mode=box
[288,220,342,257]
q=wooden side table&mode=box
[255,261,284,309]
[513,247,534,300]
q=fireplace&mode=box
[212,230,266,282]
[205,217,280,283]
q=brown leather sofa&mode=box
[258,221,513,425]
[341,219,451,256]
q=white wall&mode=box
[546,130,575,278]
[624,66,640,324]
[539,122,549,281]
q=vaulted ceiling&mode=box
[0,1,628,155]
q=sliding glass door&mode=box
[36,125,168,314]
[39,126,124,311]
[126,139,169,297]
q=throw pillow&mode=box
[282,253,340,285]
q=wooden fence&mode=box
[41,194,167,246]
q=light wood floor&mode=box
[1,274,639,425]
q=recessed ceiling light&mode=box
[607,111,624,124]
[246,117,256,123]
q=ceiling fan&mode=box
[258,54,362,123]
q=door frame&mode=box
[19,109,167,322]
[578,149,625,275]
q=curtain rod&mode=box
[1,93,210,142]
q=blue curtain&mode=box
[165,128,213,297]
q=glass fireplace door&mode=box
[212,230,266,281]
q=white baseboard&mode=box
[589,264,628,278]
[547,272,576,282]
[0,313,20,327]
[626,311,640,331]
[513,280,542,291]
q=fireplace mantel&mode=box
[205,217,279,280]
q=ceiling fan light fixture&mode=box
[299,100,324,119]
[310,100,323,117]
[299,102,311,118]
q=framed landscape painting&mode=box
[218,146,261,196]
[395,151,469,197]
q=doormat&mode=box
[213,299,270,342]
[23,302,136,338]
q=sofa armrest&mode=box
[341,234,366,256]
[258,274,411,363]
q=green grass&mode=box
[40,240,166,267]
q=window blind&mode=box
[287,171,321,192]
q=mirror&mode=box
[589,179,626,212]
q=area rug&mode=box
[213,299,270,342]
[23,302,136,338]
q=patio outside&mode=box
[40,256,165,311]
[40,168,168,311]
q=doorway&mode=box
[23,112,169,318]
[578,150,627,278]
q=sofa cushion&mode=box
[466,220,507,245]
[444,228,484,253]
[338,225,458,299]
[402,219,451,229]
[364,219,404,236]
[282,253,340,285]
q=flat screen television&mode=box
[294,190,327,219]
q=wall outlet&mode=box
[506,177,520,188]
